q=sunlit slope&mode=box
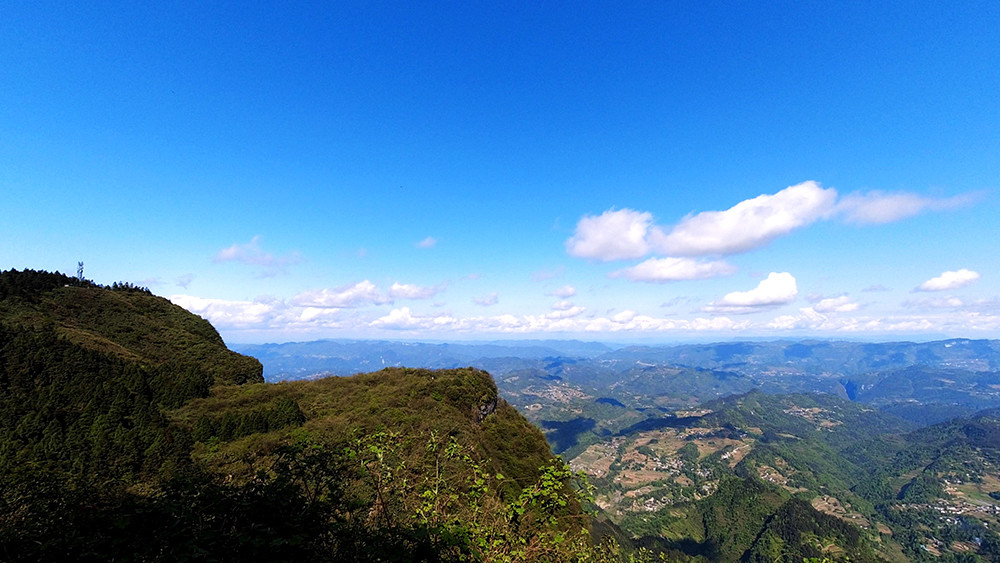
[173,366,556,490]
[0,268,262,385]
[1,269,592,561]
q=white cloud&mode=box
[917,269,981,292]
[387,281,440,300]
[548,284,577,298]
[370,307,426,330]
[293,280,390,308]
[836,191,976,224]
[176,273,194,289]
[813,295,860,313]
[298,307,341,323]
[613,310,637,323]
[690,316,746,331]
[565,208,659,261]
[659,181,837,256]
[416,236,437,249]
[566,183,976,263]
[765,307,830,330]
[369,308,462,331]
[704,272,798,313]
[545,305,586,320]
[759,308,1000,336]
[473,292,499,306]
[174,290,1000,339]
[611,257,736,283]
[214,235,301,276]
[169,294,278,327]
[551,300,576,311]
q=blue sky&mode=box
[3,2,999,343]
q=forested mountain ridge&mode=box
[0,268,262,385]
[0,270,596,561]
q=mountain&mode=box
[598,339,1000,376]
[0,270,595,562]
[0,269,262,385]
[252,337,1000,430]
[233,338,614,381]
[567,388,1000,561]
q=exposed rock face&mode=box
[477,398,498,423]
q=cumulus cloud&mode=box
[416,236,437,249]
[370,307,425,330]
[545,305,586,320]
[660,181,837,256]
[293,280,390,308]
[565,208,660,261]
[611,257,736,283]
[387,282,441,300]
[812,295,860,313]
[169,295,278,327]
[473,292,499,306]
[566,183,976,263]
[548,284,577,298]
[214,236,301,276]
[298,307,341,323]
[704,272,798,313]
[766,307,829,330]
[917,269,981,292]
[836,191,977,224]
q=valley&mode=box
[249,336,1000,561]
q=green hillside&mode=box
[0,270,599,562]
[566,386,1000,561]
[0,268,262,385]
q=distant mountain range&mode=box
[238,337,1000,423]
[234,338,616,380]
[239,337,1000,380]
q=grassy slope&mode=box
[174,366,555,490]
[0,284,261,384]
